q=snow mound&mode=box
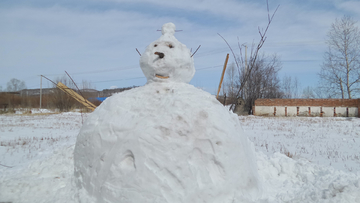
[73,82,261,202]
[257,152,360,202]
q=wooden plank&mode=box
[56,82,96,111]
[216,53,229,99]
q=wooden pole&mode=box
[56,82,97,111]
[216,53,229,99]
[40,75,42,109]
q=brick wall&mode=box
[255,99,360,107]
[254,99,360,117]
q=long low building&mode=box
[254,99,360,117]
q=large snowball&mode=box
[74,82,261,203]
[140,23,195,83]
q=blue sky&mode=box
[1,0,360,94]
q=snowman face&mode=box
[140,23,195,83]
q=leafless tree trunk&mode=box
[6,78,26,92]
[219,0,280,113]
[319,16,360,99]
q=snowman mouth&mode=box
[155,74,169,79]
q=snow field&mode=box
[0,112,359,202]
[0,112,86,168]
[240,116,360,173]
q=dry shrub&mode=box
[284,150,294,158]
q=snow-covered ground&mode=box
[0,111,359,202]
[241,116,360,202]
[241,116,360,173]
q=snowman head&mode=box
[140,23,195,83]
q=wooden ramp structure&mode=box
[56,82,97,111]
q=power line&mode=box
[68,66,139,75]
[193,40,326,58]
[196,65,223,71]
[3,58,321,88]
[77,65,226,84]
[2,40,327,88]
[92,77,145,84]
[22,41,328,80]
[40,66,139,77]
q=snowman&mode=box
[74,23,261,203]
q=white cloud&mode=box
[1,0,359,91]
[336,1,360,17]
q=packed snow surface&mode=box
[74,82,261,203]
[1,112,360,202]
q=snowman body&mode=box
[74,23,261,203]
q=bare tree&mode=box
[302,86,316,99]
[80,80,99,105]
[313,86,329,98]
[239,54,283,113]
[224,63,238,99]
[281,75,301,98]
[6,78,26,92]
[80,80,96,90]
[282,75,292,98]
[51,76,77,112]
[292,77,301,98]
[319,16,360,99]
[219,1,280,113]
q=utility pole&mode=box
[40,75,42,109]
[244,45,248,99]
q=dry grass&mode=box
[1,136,69,147]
